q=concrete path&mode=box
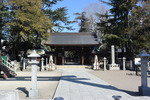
[54,68,150,100]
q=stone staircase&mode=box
[0,64,17,78]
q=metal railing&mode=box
[1,57,15,72]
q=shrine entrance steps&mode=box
[56,65,92,68]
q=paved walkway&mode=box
[54,68,150,100]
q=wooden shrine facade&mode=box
[45,32,100,65]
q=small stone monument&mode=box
[47,55,55,71]
[93,55,100,70]
[28,50,40,98]
[109,45,120,70]
[137,50,150,96]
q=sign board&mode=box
[134,58,141,65]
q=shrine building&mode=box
[45,32,101,65]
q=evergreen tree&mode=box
[0,0,9,50]
[97,0,134,58]
[42,0,75,32]
[6,0,52,60]
[75,12,90,32]
[128,0,150,56]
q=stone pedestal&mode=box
[93,55,100,70]
[139,86,150,96]
[29,88,39,98]
[109,45,120,70]
[109,64,120,70]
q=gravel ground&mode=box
[0,70,62,99]
[88,70,150,96]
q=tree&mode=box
[75,12,90,32]
[127,0,150,56]
[84,2,106,32]
[97,0,134,58]
[98,0,150,58]
[96,11,112,47]
[0,0,9,50]
[6,0,52,60]
[42,0,75,32]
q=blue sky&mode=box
[53,0,109,32]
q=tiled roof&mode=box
[45,32,100,46]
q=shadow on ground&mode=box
[0,76,61,81]
[17,87,28,97]
[61,75,142,97]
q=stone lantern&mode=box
[28,50,40,98]
[137,50,150,96]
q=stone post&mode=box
[23,58,26,71]
[130,60,133,70]
[123,57,126,70]
[41,58,44,71]
[109,45,120,70]
[103,57,107,71]
[28,50,40,98]
[46,58,48,66]
[137,50,150,96]
[111,45,115,64]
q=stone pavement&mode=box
[54,68,150,100]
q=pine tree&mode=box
[0,0,9,50]
[97,0,134,58]
[42,0,75,32]
[75,12,90,32]
[6,0,52,60]
[128,0,150,55]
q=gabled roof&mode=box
[45,32,100,46]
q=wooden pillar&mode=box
[82,55,84,65]
[54,56,57,65]
[62,56,64,65]
[81,47,84,65]
[62,48,64,65]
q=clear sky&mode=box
[53,0,108,32]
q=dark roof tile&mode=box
[45,32,100,46]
